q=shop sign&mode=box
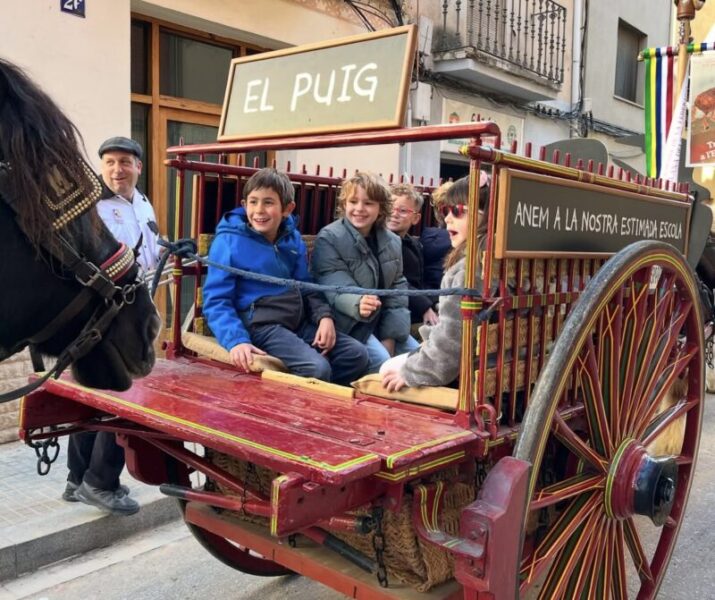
[687,53,715,168]
[440,99,523,153]
[495,169,690,258]
[219,25,416,141]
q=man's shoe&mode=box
[75,481,140,516]
[62,481,130,503]
[62,481,80,502]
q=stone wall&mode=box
[0,350,32,443]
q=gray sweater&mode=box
[401,256,467,387]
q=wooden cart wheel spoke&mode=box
[514,242,704,599]
[535,506,604,600]
[623,517,656,585]
[622,286,689,438]
[616,273,653,427]
[641,397,697,448]
[578,336,614,457]
[612,520,629,600]
[598,296,623,443]
[632,346,699,441]
[552,412,609,473]
[530,472,605,510]
[627,304,693,435]
[560,514,611,600]
[520,491,602,588]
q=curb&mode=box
[0,489,181,582]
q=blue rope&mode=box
[196,254,482,298]
[159,240,482,298]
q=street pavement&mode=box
[1,397,714,598]
[0,439,180,583]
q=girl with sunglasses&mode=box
[380,175,489,391]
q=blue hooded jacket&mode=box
[202,207,330,351]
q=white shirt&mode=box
[97,188,162,271]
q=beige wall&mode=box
[0,0,131,170]
[133,0,365,48]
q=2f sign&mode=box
[61,0,86,18]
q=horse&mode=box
[0,58,160,393]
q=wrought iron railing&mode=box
[437,0,567,85]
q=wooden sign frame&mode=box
[494,168,691,258]
[218,25,416,141]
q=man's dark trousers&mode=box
[67,431,125,491]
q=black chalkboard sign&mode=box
[494,169,691,258]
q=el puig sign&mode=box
[219,26,416,141]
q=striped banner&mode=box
[644,49,675,178]
[639,42,715,61]
[643,42,715,178]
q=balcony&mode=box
[433,0,567,102]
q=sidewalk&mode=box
[0,439,181,583]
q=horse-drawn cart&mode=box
[18,117,713,599]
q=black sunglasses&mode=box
[439,204,468,219]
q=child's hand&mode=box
[359,294,381,318]
[313,317,336,354]
[229,342,267,372]
[423,307,439,326]
[382,370,407,392]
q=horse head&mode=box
[0,166,161,391]
[0,58,160,392]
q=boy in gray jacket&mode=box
[311,172,417,373]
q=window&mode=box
[159,31,234,104]
[130,20,150,94]
[614,19,646,104]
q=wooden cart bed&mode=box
[24,358,478,486]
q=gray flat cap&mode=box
[98,136,143,160]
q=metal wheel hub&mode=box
[605,439,678,525]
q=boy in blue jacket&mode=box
[202,168,368,384]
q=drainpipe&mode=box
[571,0,585,137]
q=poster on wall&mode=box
[686,53,715,168]
[440,99,524,154]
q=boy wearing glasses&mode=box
[387,184,439,326]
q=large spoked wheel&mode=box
[514,241,704,599]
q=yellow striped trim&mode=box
[604,438,636,519]
[375,451,466,481]
[270,475,289,536]
[385,432,474,468]
[47,379,378,473]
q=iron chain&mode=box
[707,336,714,371]
[27,434,60,476]
[372,506,389,588]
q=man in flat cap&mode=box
[63,136,162,516]
[95,136,162,271]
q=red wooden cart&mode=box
[19,120,711,599]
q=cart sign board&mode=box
[495,169,690,258]
[218,25,416,141]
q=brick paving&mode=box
[0,440,69,530]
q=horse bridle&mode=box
[0,161,147,402]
